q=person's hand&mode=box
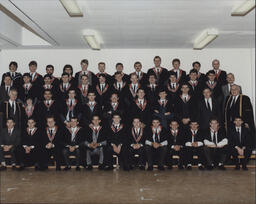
[113,144,118,153]
[165,112,170,115]
[69,146,75,152]
[192,142,198,147]
[3,145,9,152]
[46,143,53,149]
[174,145,181,151]
[116,145,122,154]
[153,142,159,149]
[25,147,31,154]
[244,123,249,128]
[154,110,159,113]
[208,144,216,148]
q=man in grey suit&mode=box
[221,73,242,111]
[0,118,21,170]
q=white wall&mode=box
[0,48,255,112]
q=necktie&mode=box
[133,85,136,92]
[47,101,50,106]
[6,86,9,94]
[50,129,53,137]
[70,100,73,107]
[207,99,211,111]
[237,128,241,144]
[152,85,155,92]
[161,100,165,107]
[115,126,118,132]
[25,85,28,93]
[63,84,67,92]
[172,84,175,89]
[184,97,187,103]
[155,131,160,143]
[8,130,12,136]
[29,130,32,136]
[213,131,217,145]
[118,83,121,91]
[230,96,235,108]
[101,84,104,92]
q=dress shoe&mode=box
[147,166,153,171]
[139,165,145,170]
[158,165,165,171]
[0,166,7,171]
[75,166,81,171]
[186,165,192,170]
[87,165,93,170]
[64,166,71,171]
[242,165,248,171]
[218,165,226,170]
[234,164,240,170]
[198,166,204,170]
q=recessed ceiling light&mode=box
[231,0,255,16]
[193,29,218,50]
[60,0,83,17]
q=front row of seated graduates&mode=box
[0,56,255,172]
[0,114,253,171]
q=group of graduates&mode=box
[0,56,255,172]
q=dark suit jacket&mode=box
[63,126,85,147]
[145,126,168,144]
[228,126,252,149]
[167,128,185,147]
[147,67,169,85]
[197,98,221,130]
[1,72,22,87]
[0,127,21,147]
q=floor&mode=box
[0,166,255,204]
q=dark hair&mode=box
[68,88,76,93]
[116,63,123,68]
[70,116,78,121]
[169,71,177,77]
[43,89,52,94]
[98,62,105,66]
[4,74,12,80]
[134,61,142,66]
[46,64,54,70]
[98,74,106,78]
[44,74,52,79]
[92,115,101,120]
[29,61,37,67]
[207,70,216,76]
[9,61,18,68]
[189,69,198,75]
[23,73,32,78]
[6,117,15,122]
[192,61,201,67]
[210,117,219,123]
[61,72,69,77]
[81,59,89,65]
[63,64,73,75]
[172,58,180,64]
[46,115,55,121]
[154,56,161,61]
[114,71,122,76]
[27,117,36,122]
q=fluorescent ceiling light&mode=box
[60,0,83,17]
[231,0,255,16]
[83,35,100,50]
[193,29,218,50]
[83,30,103,50]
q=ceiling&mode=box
[0,0,255,49]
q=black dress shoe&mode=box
[75,166,81,171]
[64,166,71,171]
[198,166,204,170]
[158,165,165,171]
[0,166,7,171]
[242,165,248,171]
[234,165,240,170]
[206,165,213,170]
[98,164,105,170]
[18,166,25,171]
[56,166,61,171]
[139,165,145,170]
[167,165,173,170]
[186,166,192,170]
[12,166,17,170]
[147,166,153,171]
[104,166,114,171]
[87,165,93,170]
[178,165,184,170]
[218,165,226,170]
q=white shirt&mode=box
[117,82,123,89]
[100,83,105,90]
[30,72,36,80]
[171,83,176,88]
[204,97,212,110]
[7,127,14,134]
[138,99,144,105]
[134,127,140,135]
[9,99,16,114]
[89,101,95,106]
[63,82,69,89]
[71,127,78,141]
[136,71,141,77]
[113,123,120,129]
[182,94,189,101]
[68,99,75,105]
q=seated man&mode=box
[40,116,64,171]
[166,120,185,170]
[18,118,40,171]
[0,118,21,170]
[145,118,168,171]
[127,117,146,170]
[203,118,228,170]
[184,120,204,170]
[229,116,253,170]
[85,115,106,170]
[62,117,85,171]
[153,89,174,129]
[105,113,129,171]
